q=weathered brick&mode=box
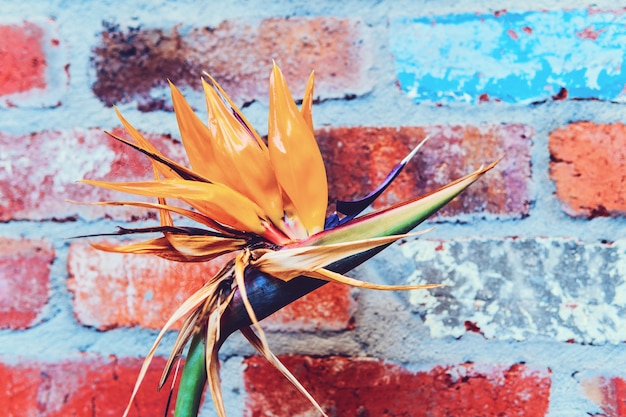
[391,9,626,104]
[550,122,626,218]
[67,241,223,330]
[262,282,356,332]
[0,22,46,96]
[1,123,527,221]
[0,238,53,329]
[583,376,626,416]
[0,19,67,107]
[0,128,187,221]
[244,356,551,417]
[402,237,626,344]
[91,18,372,109]
[68,241,355,332]
[0,356,176,417]
[318,124,531,218]
[0,360,40,416]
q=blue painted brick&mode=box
[391,9,626,104]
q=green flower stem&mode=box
[174,334,206,417]
[174,246,390,417]
[173,164,495,415]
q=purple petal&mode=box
[325,136,429,229]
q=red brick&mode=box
[0,356,177,417]
[68,241,355,332]
[0,22,46,96]
[0,238,53,329]
[263,283,356,332]
[0,19,67,107]
[550,122,626,218]
[0,128,187,221]
[583,376,626,416]
[244,356,551,417]
[0,361,40,416]
[67,241,223,330]
[317,124,531,218]
[1,123,526,222]
[92,18,372,109]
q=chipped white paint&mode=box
[403,237,626,344]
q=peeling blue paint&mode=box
[391,9,626,104]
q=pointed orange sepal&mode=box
[268,63,328,235]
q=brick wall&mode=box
[1,2,625,416]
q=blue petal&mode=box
[325,136,429,229]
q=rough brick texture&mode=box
[92,18,372,109]
[0,128,187,221]
[244,356,551,417]
[550,122,626,218]
[318,124,531,217]
[68,241,226,330]
[0,22,46,96]
[0,123,530,222]
[68,242,355,331]
[403,237,626,344]
[391,9,626,104]
[0,19,67,107]
[0,238,53,329]
[0,356,176,417]
[2,3,626,417]
[262,282,356,332]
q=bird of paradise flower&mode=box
[79,63,497,417]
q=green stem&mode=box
[174,334,206,417]
[173,246,387,417]
[173,165,496,415]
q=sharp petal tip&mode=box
[402,135,431,164]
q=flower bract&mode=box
[79,63,497,417]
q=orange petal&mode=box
[202,71,267,150]
[95,235,242,264]
[268,63,328,235]
[91,238,192,262]
[114,108,180,180]
[81,179,267,234]
[165,234,246,259]
[76,200,236,235]
[114,107,162,154]
[201,79,285,227]
[115,109,175,227]
[105,129,207,183]
[169,82,225,182]
[300,71,315,133]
